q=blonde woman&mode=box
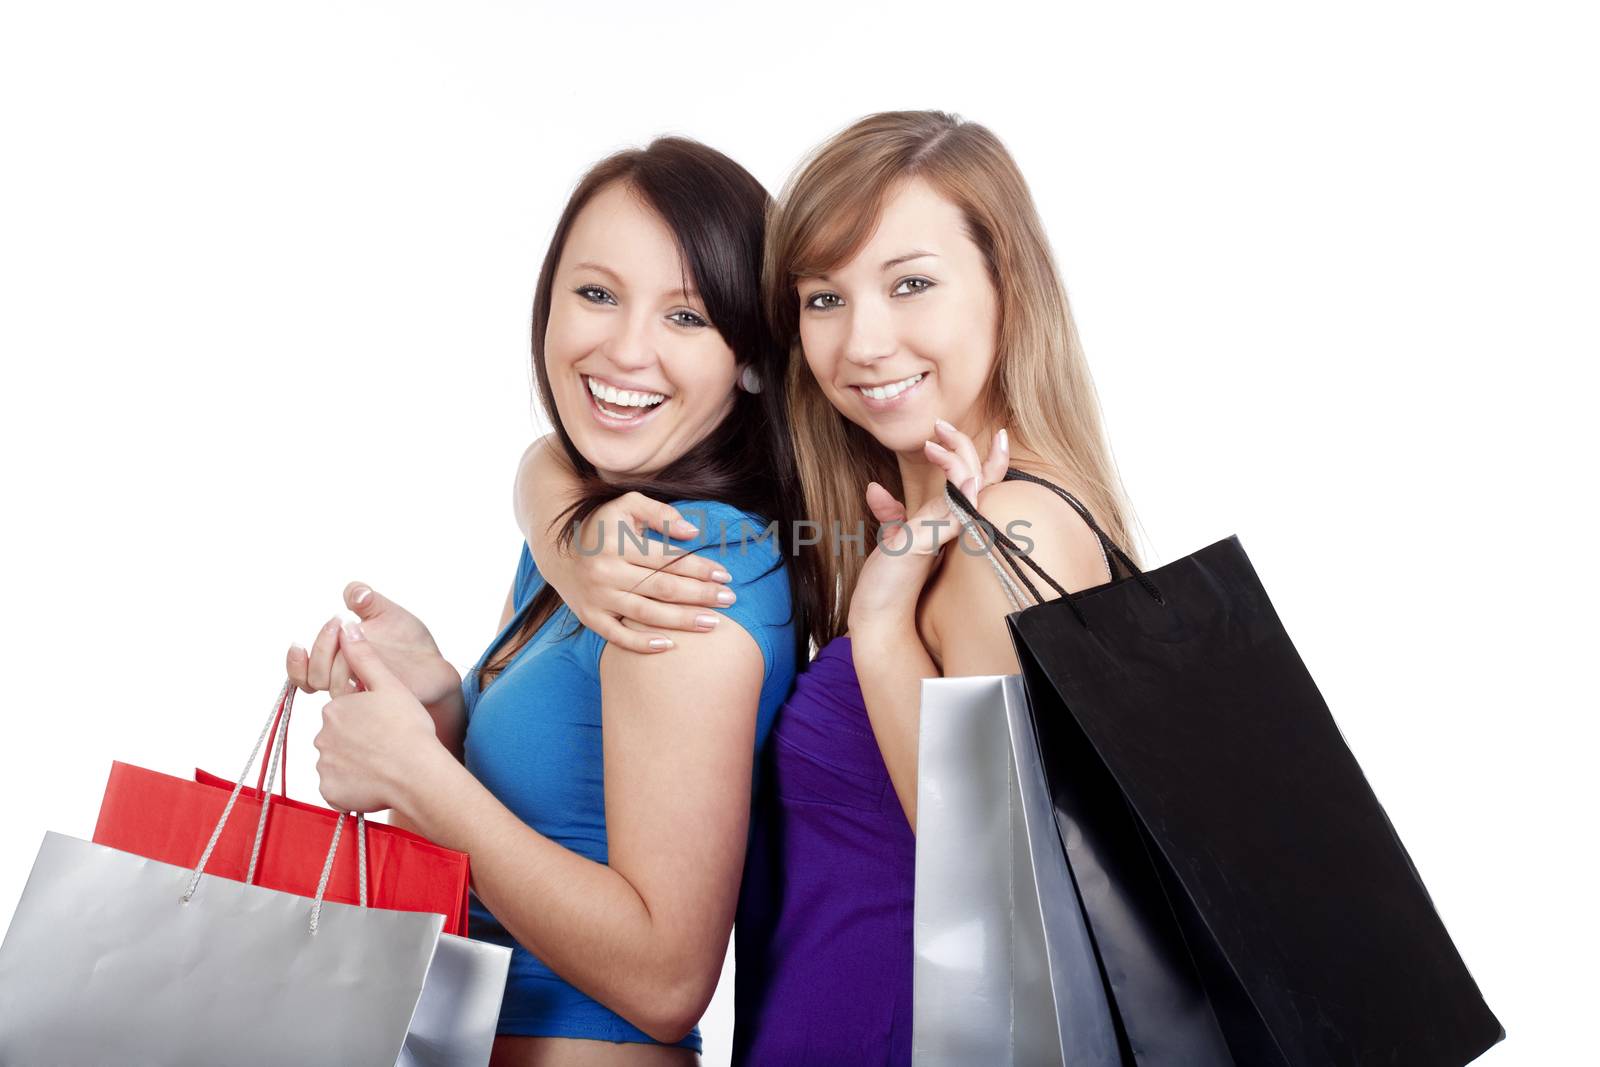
[520,111,1140,1065]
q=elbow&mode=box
[626,966,718,1045]
[637,1013,698,1047]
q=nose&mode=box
[841,299,898,368]
[601,308,659,373]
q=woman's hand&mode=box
[313,620,445,814]
[533,491,740,654]
[847,420,1009,635]
[286,582,460,707]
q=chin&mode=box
[840,403,936,456]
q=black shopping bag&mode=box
[946,470,1504,1067]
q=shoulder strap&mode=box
[944,470,1165,627]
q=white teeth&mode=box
[586,376,667,409]
[861,373,924,400]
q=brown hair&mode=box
[766,110,1142,646]
[475,138,817,688]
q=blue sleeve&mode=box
[664,501,792,685]
[577,501,793,684]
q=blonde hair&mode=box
[765,110,1142,646]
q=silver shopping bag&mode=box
[0,680,506,1067]
[400,932,511,1067]
[912,673,1121,1067]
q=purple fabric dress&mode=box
[732,635,915,1066]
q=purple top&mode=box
[732,635,915,1066]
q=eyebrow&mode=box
[882,250,937,270]
[573,261,699,300]
[811,250,938,283]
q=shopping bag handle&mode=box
[944,470,1166,626]
[241,680,368,909]
[180,677,369,933]
[256,684,290,799]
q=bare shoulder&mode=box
[601,618,765,732]
[919,473,1109,669]
[940,473,1112,605]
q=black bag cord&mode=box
[944,470,1166,623]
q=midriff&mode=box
[488,1035,700,1067]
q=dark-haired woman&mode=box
[284,138,809,1065]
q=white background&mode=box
[2,2,1594,1063]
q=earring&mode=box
[739,365,763,394]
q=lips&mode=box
[581,374,670,432]
[851,371,929,413]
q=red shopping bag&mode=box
[92,680,472,935]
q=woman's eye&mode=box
[804,291,844,311]
[892,276,934,297]
[575,285,616,305]
[668,309,709,329]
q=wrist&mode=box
[391,738,467,836]
[422,678,467,759]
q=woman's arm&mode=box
[390,618,765,1044]
[849,621,940,833]
[852,477,1109,831]
[516,435,736,653]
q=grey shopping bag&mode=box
[0,680,495,1067]
[913,674,1121,1066]
[401,932,512,1067]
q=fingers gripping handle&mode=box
[181,677,369,930]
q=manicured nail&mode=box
[998,428,1008,452]
[935,418,956,434]
[289,642,306,658]
[716,590,737,606]
[341,620,365,642]
[351,586,372,606]
[924,439,948,455]
[710,568,733,584]
[673,519,700,537]
[649,637,675,651]
[695,614,720,630]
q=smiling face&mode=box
[794,177,1000,456]
[544,180,741,480]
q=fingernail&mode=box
[351,586,372,606]
[674,519,700,536]
[649,637,675,651]
[347,677,360,691]
[695,614,720,630]
[341,620,365,642]
[935,418,955,433]
[924,439,947,454]
[289,642,306,656]
[716,590,737,606]
[711,568,732,583]
[998,428,1008,452]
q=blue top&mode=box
[460,499,799,1051]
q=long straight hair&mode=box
[766,110,1143,647]
[477,138,818,687]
